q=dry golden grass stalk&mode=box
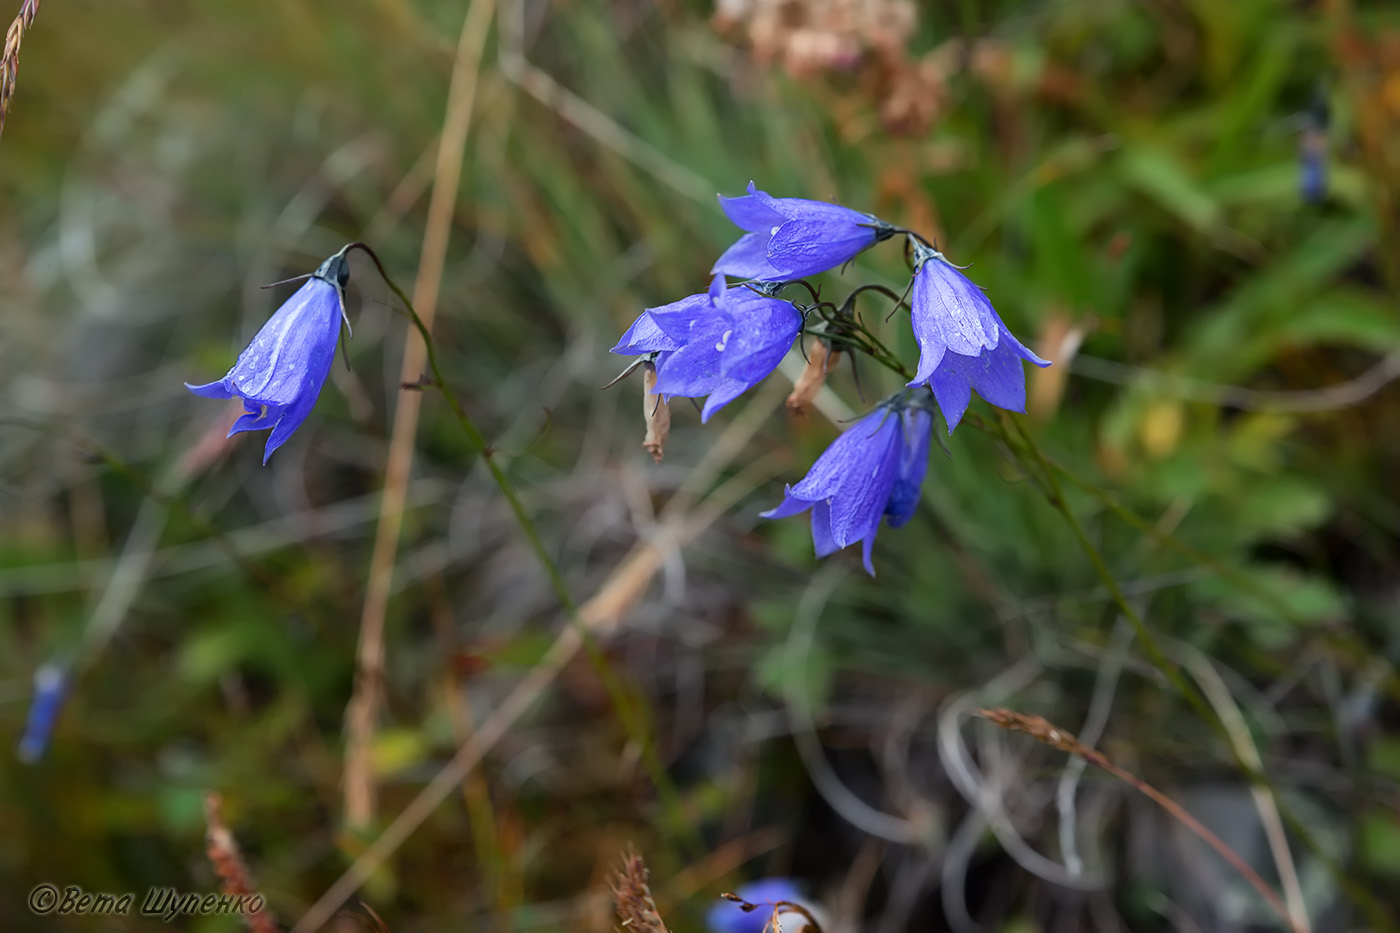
[343,0,497,833]
[0,0,39,140]
[977,708,1304,933]
[612,847,671,933]
[204,792,278,933]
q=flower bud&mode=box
[642,361,669,464]
[786,340,840,417]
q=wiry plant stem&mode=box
[289,243,699,933]
[979,708,1302,933]
[341,0,495,832]
[993,413,1391,928]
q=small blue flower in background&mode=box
[762,390,934,576]
[707,878,815,933]
[712,181,895,281]
[612,276,803,421]
[17,662,67,763]
[186,247,353,464]
[904,240,1049,432]
[1299,89,1329,205]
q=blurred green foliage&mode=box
[2,0,1399,930]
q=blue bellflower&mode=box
[762,390,934,576]
[707,878,810,933]
[187,248,353,463]
[17,662,67,763]
[612,276,802,421]
[712,182,894,281]
[1299,88,1329,205]
[904,241,1049,432]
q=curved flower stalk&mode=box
[186,247,353,464]
[904,240,1049,432]
[712,181,895,281]
[708,878,822,933]
[612,276,803,422]
[762,389,934,576]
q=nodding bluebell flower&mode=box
[17,662,67,763]
[762,389,934,576]
[1299,90,1329,205]
[612,276,803,421]
[707,878,818,933]
[186,247,353,464]
[712,181,896,281]
[904,240,1050,432]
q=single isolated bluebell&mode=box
[1299,89,1329,205]
[187,247,353,463]
[17,662,67,763]
[762,389,934,576]
[712,181,895,281]
[612,276,803,421]
[904,240,1050,432]
[707,878,816,933]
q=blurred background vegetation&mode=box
[2,0,1400,930]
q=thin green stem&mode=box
[1053,464,1308,627]
[856,323,910,380]
[1001,414,1187,695]
[352,245,701,856]
[993,413,1392,928]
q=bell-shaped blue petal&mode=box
[717,288,803,385]
[711,230,780,281]
[706,878,809,933]
[611,308,683,355]
[651,313,731,400]
[907,243,1006,368]
[906,242,1049,431]
[625,281,802,423]
[712,181,892,281]
[885,406,934,527]
[925,337,1044,432]
[187,250,351,464]
[761,391,934,575]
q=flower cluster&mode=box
[612,183,1050,575]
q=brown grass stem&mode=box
[292,409,787,933]
[343,0,497,832]
[205,792,278,933]
[978,708,1303,933]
